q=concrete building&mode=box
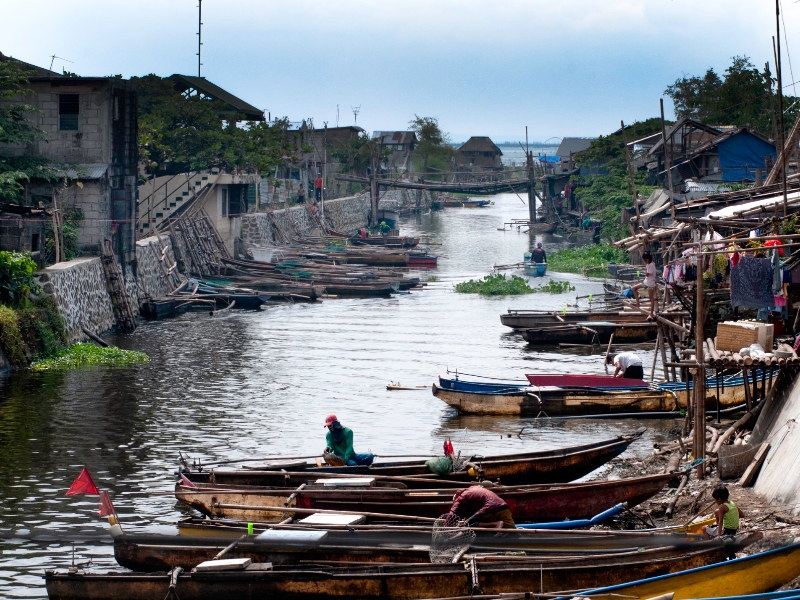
[372,131,418,173]
[0,55,138,266]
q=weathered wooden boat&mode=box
[140,298,192,319]
[181,433,642,487]
[572,539,800,600]
[44,536,759,600]
[525,374,648,388]
[462,199,491,208]
[500,308,645,329]
[112,527,747,572]
[408,253,438,268]
[176,516,709,547]
[526,221,557,233]
[352,236,420,248]
[334,252,410,267]
[173,473,675,522]
[323,282,397,297]
[520,321,658,345]
[432,374,752,415]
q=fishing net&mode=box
[430,513,476,563]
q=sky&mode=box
[3,0,800,143]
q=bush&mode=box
[548,244,629,274]
[0,298,67,368]
[455,274,574,296]
[31,343,150,370]
[0,305,26,367]
[0,250,40,306]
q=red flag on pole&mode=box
[179,473,197,488]
[65,467,99,496]
[98,490,115,517]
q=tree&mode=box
[408,115,457,177]
[329,132,392,177]
[132,75,296,175]
[0,56,53,203]
[665,56,797,137]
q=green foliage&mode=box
[0,305,26,366]
[455,274,574,296]
[0,299,66,367]
[0,251,40,305]
[30,342,150,371]
[665,56,797,137]
[45,209,83,263]
[132,75,295,174]
[548,243,629,274]
[408,115,458,177]
[329,132,393,176]
[427,275,438,282]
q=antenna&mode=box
[351,105,361,126]
[49,55,73,72]
[336,105,340,128]
[197,0,203,77]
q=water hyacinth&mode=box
[455,274,574,296]
[30,343,150,371]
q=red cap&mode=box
[324,414,338,427]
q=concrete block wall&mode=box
[36,257,116,343]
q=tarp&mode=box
[718,131,776,182]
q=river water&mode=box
[0,192,671,598]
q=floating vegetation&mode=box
[455,274,574,296]
[548,243,629,275]
[427,275,438,282]
[31,343,150,371]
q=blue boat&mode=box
[523,252,547,277]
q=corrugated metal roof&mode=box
[53,164,109,179]
[171,75,264,121]
[555,137,595,157]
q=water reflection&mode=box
[0,193,671,598]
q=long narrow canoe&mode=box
[573,539,800,600]
[182,433,642,488]
[432,375,751,416]
[44,536,759,600]
[112,531,749,573]
[521,321,658,345]
[174,473,675,522]
[501,309,645,329]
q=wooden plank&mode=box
[739,443,770,487]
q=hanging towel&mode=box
[730,257,774,309]
[772,249,783,296]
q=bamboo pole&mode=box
[694,245,706,479]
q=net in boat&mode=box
[429,513,476,563]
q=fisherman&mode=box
[631,252,656,320]
[606,352,644,380]
[323,414,374,466]
[531,242,546,264]
[315,174,323,203]
[379,220,391,236]
[703,486,743,539]
[448,486,516,529]
[297,183,306,205]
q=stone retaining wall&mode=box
[36,257,116,343]
[135,235,182,302]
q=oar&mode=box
[212,534,247,560]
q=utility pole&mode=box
[775,1,789,216]
[197,0,203,77]
[660,99,676,220]
[369,146,378,227]
[620,121,641,222]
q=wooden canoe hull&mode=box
[521,323,658,344]
[45,541,756,600]
[580,539,800,600]
[183,435,639,488]
[500,310,645,329]
[175,473,674,523]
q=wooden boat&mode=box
[520,321,658,345]
[500,308,645,329]
[334,252,410,267]
[44,536,760,600]
[461,199,491,208]
[173,473,675,522]
[408,253,438,268]
[112,528,744,573]
[352,236,420,248]
[526,221,557,233]
[526,374,648,388]
[432,374,752,416]
[180,433,642,487]
[574,539,800,600]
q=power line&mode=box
[780,0,796,96]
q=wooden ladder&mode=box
[101,239,137,332]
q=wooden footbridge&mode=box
[334,173,531,196]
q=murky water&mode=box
[0,193,672,597]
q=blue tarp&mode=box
[718,131,776,182]
[537,155,560,163]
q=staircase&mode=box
[137,169,219,237]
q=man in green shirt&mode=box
[324,414,374,466]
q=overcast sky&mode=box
[3,0,799,142]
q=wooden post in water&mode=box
[369,149,378,227]
[527,152,536,223]
[693,241,706,478]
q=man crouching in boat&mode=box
[448,486,516,529]
[324,414,375,466]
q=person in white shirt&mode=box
[631,252,656,320]
[606,352,644,379]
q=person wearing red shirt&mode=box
[448,486,516,529]
[314,175,323,203]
